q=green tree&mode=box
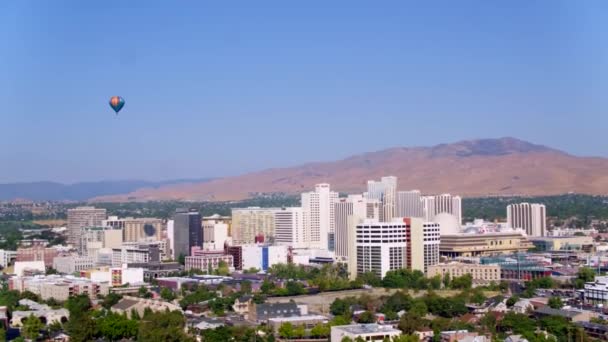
[177,253,186,266]
[0,328,5,342]
[260,279,276,294]
[548,296,564,309]
[506,296,519,307]
[357,311,376,323]
[22,314,43,340]
[97,312,138,340]
[215,260,230,276]
[137,310,193,342]
[160,287,176,301]
[409,300,428,317]
[429,275,442,290]
[66,313,97,342]
[330,315,352,326]
[240,280,252,294]
[575,267,595,288]
[285,281,305,296]
[310,323,330,338]
[48,320,63,335]
[64,294,91,316]
[479,312,497,334]
[442,273,451,288]
[450,274,472,290]
[341,337,354,342]
[398,313,427,334]
[294,325,306,338]
[278,322,295,338]
[102,292,123,309]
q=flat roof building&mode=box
[331,324,401,342]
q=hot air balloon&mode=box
[109,96,125,114]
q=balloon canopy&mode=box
[109,96,125,114]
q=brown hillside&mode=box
[92,137,608,201]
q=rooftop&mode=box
[333,324,401,335]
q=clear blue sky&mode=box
[2,1,607,183]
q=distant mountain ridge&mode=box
[0,179,212,201]
[91,137,608,202]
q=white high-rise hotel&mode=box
[396,190,424,218]
[334,195,367,260]
[422,194,462,224]
[365,176,397,222]
[302,184,339,250]
[507,203,546,237]
[274,207,305,248]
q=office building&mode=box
[365,176,397,222]
[86,266,145,287]
[225,245,243,270]
[427,262,501,285]
[112,242,160,267]
[80,226,123,257]
[16,242,58,267]
[231,207,279,245]
[53,255,95,274]
[355,220,407,279]
[530,236,594,252]
[302,183,338,250]
[241,245,288,271]
[14,261,46,276]
[9,275,109,301]
[396,190,424,218]
[0,250,16,268]
[423,194,462,224]
[583,276,608,303]
[103,217,164,242]
[403,217,440,273]
[507,203,547,237]
[185,249,234,272]
[202,220,230,250]
[365,199,381,220]
[334,195,367,260]
[172,210,202,258]
[67,207,106,247]
[274,207,305,248]
[331,324,401,342]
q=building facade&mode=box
[355,220,407,278]
[241,245,288,271]
[507,203,547,237]
[396,190,424,218]
[231,207,279,245]
[112,243,160,267]
[53,255,95,274]
[427,262,501,284]
[172,210,202,258]
[404,218,440,273]
[365,176,398,222]
[334,195,367,260]
[274,207,305,248]
[422,194,462,225]
[202,220,229,250]
[16,242,58,267]
[185,249,233,272]
[302,183,338,250]
[67,207,106,247]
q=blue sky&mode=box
[1,1,607,183]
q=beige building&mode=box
[111,296,182,318]
[9,275,109,301]
[427,262,501,284]
[67,207,107,247]
[440,232,533,257]
[231,208,279,244]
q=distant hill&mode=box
[92,137,608,202]
[0,179,212,201]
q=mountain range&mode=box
[0,179,212,201]
[86,137,608,202]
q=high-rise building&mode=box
[334,195,367,260]
[396,190,424,218]
[365,199,381,220]
[355,219,407,279]
[274,207,305,248]
[365,176,397,222]
[422,194,462,224]
[302,184,339,250]
[67,207,106,247]
[402,217,440,273]
[231,207,279,245]
[172,210,202,258]
[202,220,229,250]
[103,217,163,242]
[507,203,546,237]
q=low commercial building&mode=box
[268,315,328,331]
[582,276,608,303]
[0,250,17,268]
[11,300,69,327]
[16,242,58,267]
[185,249,233,272]
[250,302,302,323]
[126,262,181,281]
[440,232,533,258]
[331,324,402,342]
[440,330,487,342]
[156,275,231,291]
[53,255,96,274]
[530,236,594,252]
[241,245,288,271]
[9,275,109,301]
[84,266,145,287]
[111,296,182,318]
[14,261,46,276]
[534,307,595,323]
[427,262,500,285]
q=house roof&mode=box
[534,306,581,318]
[112,298,139,311]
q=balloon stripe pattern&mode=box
[109,96,125,114]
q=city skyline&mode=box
[3,1,608,183]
